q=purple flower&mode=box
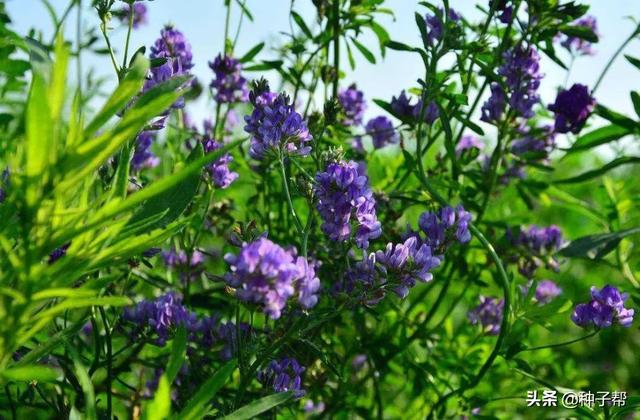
[119,2,147,28]
[456,135,484,155]
[141,26,194,125]
[131,131,160,171]
[501,46,542,118]
[365,116,399,149]
[244,83,312,160]
[258,357,306,398]
[390,90,415,119]
[560,16,598,56]
[202,138,239,188]
[468,296,504,335]
[314,160,381,249]
[295,257,321,309]
[373,237,441,299]
[208,54,249,103]
[521,280,562,304]
[338,84,366,126]
[48,242,71,264]
[417,205,472,253]
[490,0,514,23]
[413,100,440,124]
[481,83,506,123]
[224,238,319,319]
[123,292,198,345]
[510,125,555,157]
[517,225,563,253]
[548,83,596,134]
[424,7,461,45]
[150,26,194,74]
[162,248,205,282]
[572,285,634,328]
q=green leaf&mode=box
[244,60,283,72]
[291,11,313,39]
[221,392,294,420]
[25,72,53,207]
[559,227,640,259]
[175,360,237,420]
[125,143,204,232]
[631,91,640,118]
[624,54,640,71]
[350,37,376,64]
[1,366,60,382]
[386,40,415,52]
[555,156,640,184]
[84,55,149,139]
[166,327,187,384]
[566,124,631,154]
[558,24,599,42]
[595,105,640,132]
[345,40,356,70]
[239,42,265,63]
[49,31,70,121]
[145,375,171,420]
[368,21,389,57]
[67,344,97,420]
[59,75,187,191]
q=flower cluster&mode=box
[258,357,306,397]
[390,90,439,124]
[365,116,399,149]
[338,84,366,126]
[314,160,381,249]
[162,248,205,283]
[572,285,634,328]
[560,16,598,56]
[490,0,514,23]
[510,125,556,158]
[468,296,504,335]
[223,238,320,319]
[416,205,472,254]
[456,135,484,156]
[521,280,563,305]
[512,225,563,278]
[548,83,596,134]
[118,2,148,28]
[123,292,198,345]
[208,54,249,103]
[424,7,461,45]
[373,237,442,299]
[485,45,543,122]
[202,137,239,188]
[244,83,312,160]
[131,131,160,171]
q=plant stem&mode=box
[331,0,340,99]
[100,20,120,79]
[593,23,640,93]
[278,157,304,238]
[122,1,135,69]
[519,331,598,353]
[99,307,113,419]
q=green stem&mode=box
[593,24,640,93]
[519,331,598,353]
[100,20,120,79]
[427,225,511,419]
[278,157,304,237]
[331,0,340,99]
[122,1,135,69]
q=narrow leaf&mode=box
[567,124,630,154]
[222,392,294,420]
[559,227,640,259]
[555,156,640,184]
[176,360,237,420]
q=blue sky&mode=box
[6,0,640,126]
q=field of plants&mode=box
[0,0,639,418]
